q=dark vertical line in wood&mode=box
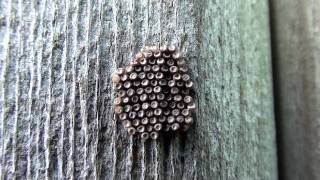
[142,141,147,180]
[44,0,54,177]
[95,1,105,177]
[39,0,52,177]
[94,2,103,180]
[33,0,46,179]
[162,133,171,180]
[15,0,36,178]
[59,0,67,177]
[131,137,139,179]
[153,140,164,180]
[268,0,282,179]
[132,138,146,180]
[126,1,135,179]
[47,0,68,178]
[72,69,83,179]
[12,0,23,177]
[111,1,119,179]
[127,1,135,179]
[26,0,39,178]
[37,0,54,178]
[144,141,152,180]
[73,0,89,178]
[181,131,197,180]
[60,0,68,177]
[82,0,90,178]
[169,136,184,179]
[85,0,101,178]
[67,0,79,178]
[112,1,134,179]
[0,0,9,178]
[61,0,76,178]
[96,0,117,178]
[0,0,18,178]
[238,0,249,178]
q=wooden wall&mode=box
[0,0,318,179]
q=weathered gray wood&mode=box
[0,0,277,179]
[270,0,320,179]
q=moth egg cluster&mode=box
[112,45,195,140]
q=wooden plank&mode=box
[0,0,277,179]
[270,0,320,179]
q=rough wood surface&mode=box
[0,0,277,179]
[270,0,320,179]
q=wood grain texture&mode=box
[270,0,320,179]
[0,0,277,179]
